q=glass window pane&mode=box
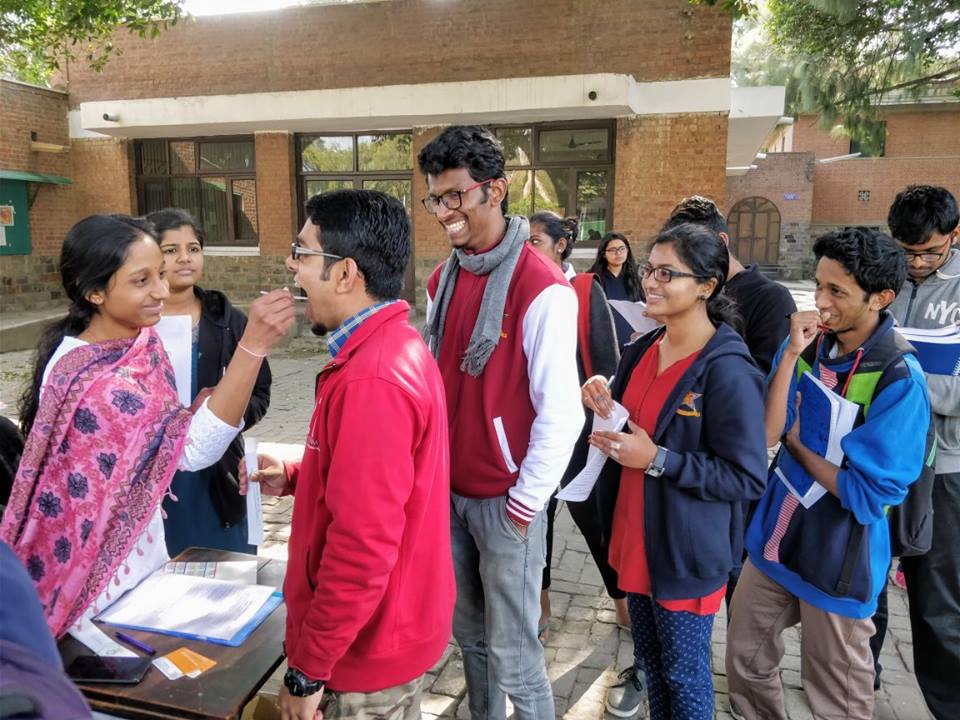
[496,128,533,166]
[576,170,608,242]
[170,178,202,226]
[199,141,254,172]
[169,141,196,174]
[139,140,167,175]
[142,181,168,213]
[534,169,570,216]
[505,170,533,216]
[358,134,412,172]
[200,177,229,244]
[538,128,609,163]
[305,179,354,198]
[362,179,412,214]
[300,136,353,173]
[232,179,258,242]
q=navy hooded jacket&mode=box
[577,323,769,600]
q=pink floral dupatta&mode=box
[0,327,192,637]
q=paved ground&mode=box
[0,281,935,719]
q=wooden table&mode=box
[59,548,286,720]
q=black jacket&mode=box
[566,324,769,600]
[195,287,272,526]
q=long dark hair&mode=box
[530,211,578,261]
[588,232,642,301]
[18,215,157,436]
[651,222,742,332]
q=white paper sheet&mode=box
[154,315,193,406]
[244,437,265,545]
[556,400,630,502]
[608,300,661,336]
[68,622,137,658]
[97,571,276,642]
[164,560,260,585]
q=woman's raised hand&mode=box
[239,288,297,356]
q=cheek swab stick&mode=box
[260,290,309,300]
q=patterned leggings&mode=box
[627,594,715,720]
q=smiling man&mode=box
[726,227,930,720]
[886,185,960,720]
[418,126,583,720]
[246,189,454,720]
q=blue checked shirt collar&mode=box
[326,301,396,358]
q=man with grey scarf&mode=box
[421,126,583,720]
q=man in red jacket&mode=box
[419,126,583,720]
[244,189,454,720]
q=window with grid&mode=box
[136,138,258,246]
[494,122,615,247]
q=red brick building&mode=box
[727,97,960,278]
[1,0,785,311]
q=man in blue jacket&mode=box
[726,228,931,720]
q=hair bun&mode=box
[561,217,579,243]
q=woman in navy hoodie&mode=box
[580,223,768,720]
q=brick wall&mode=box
[794,108,960,159]
[727,152,815,278]
[62,0,730,105]
[812,157,960,226]
[612,113,728,256]
[70,138,137,218]
[254,132,297,257]
[0,80,74,308]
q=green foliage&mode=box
[695,0,960,153]
[0,0,184,85]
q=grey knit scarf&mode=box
[426,216,528,377]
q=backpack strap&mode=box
[571,273,596,379]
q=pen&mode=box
[115,632,156,656]
[260,290,309,301]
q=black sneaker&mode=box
[605,667,645,717]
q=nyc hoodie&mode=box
[889,247,960,474]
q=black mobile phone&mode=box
[65,655,152,684]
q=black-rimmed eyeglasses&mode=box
[421,179,493,214]
[640,264,708,283]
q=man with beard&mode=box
[244,189,454,720]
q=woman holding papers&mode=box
[147,208,272,556]
[579,223,768,720]
[2,214,294,638]
[527,211,626,639]
[588,232,644,348]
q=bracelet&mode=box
[237,342,267,359]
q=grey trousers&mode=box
[450,492,554,720]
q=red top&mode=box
[282,303,455,691]
[608,337,726,615]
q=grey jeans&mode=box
[450,492,554,720]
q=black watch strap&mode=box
[284,668,325,697]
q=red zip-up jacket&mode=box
[282,302,454,692]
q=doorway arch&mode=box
[727,196,782,266]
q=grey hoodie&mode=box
[889,247,960,474]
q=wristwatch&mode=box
[645,446,669,478]
[284,668,325,697]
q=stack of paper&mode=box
[97,571,282,647]
[896,324,960,376]
[774,371,859,508]
[164,560,260,585]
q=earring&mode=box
[698,295,707,301]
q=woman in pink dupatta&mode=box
[0,214,295,637]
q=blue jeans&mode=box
[628,594,714,720]
[450,492,553,720]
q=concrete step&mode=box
[0,307,67,352]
